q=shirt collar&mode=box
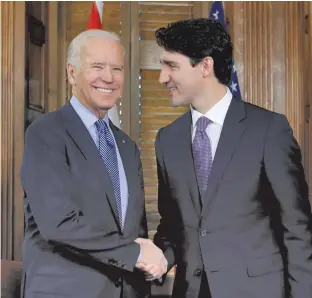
[70,96,109,129]
[191,87,232,130]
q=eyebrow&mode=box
[90,62,123,69]
[90,62,105,66]
[160,59,178,66]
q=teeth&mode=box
[96,88,113,93]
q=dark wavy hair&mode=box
[155,18,233,85]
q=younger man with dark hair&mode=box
[152,18,312,298]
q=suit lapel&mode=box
[60,103,121,230]
[176,112,201,217]
[202,97,247,215]
[109,122,136,235]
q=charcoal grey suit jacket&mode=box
[20,102,150,298]
[154,96,312,298]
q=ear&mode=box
[67,62,77,85]
[201,56,214,78]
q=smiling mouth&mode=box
[94,87,113,93]
[168,87,177,93]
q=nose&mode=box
[101,66,113,83]
[159,68,170,85]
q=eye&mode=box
[113,67,123,72]
[93,65,102,70]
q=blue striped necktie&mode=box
[95,119,123,227]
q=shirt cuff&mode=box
[137,246,142,263]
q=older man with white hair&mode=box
[20,29,167,298]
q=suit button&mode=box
[200,230,207,236]
[194,269,202,277]
[115,279,122,287]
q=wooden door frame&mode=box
[303,2,312,202]
[1,1,68,261]
[1,1,26,260]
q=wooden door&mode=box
[25,2,48,128]
[1,1,66,260]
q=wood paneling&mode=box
[130,1,141,141]
[224,2,307,147]
[1,1,26,260]
[25,1,49,126]
[285,2,305,147]
[48,2,67,111]
[67,1,122,41]
[1,1,69,261]
[244,2,273,110]
[137,2,195,239]
[225,2,274,110]
[304,2,312,203]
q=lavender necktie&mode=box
[192,116,212,197]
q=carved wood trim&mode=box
[285,2,305,147]
[1,1,26,260]
[57,1,69,107]
[130,1,141,144]
[303,2,312,202]
[120,2,131,135]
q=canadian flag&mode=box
[87,1,121,129]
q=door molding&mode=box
[1,1,26,260]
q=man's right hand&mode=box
[134,238,168,280]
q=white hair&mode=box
[67,29,125,67]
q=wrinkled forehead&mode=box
[81,38,124,62]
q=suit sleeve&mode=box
[264,113,312,296]
[20,120,140,272]
[153,129,181,282]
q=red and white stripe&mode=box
[87,1,104,29]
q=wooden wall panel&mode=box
[136,1,195,239]
[304,2,312,203]
[225,2,306,146]
[225,2,274,110]
[1,1,14,260]
[1,2,26,260]
[67,1,122,42]
[1,1,72,261]
[285,2,305,147]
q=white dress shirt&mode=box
[191,88,233,161]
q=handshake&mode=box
[134,238,168,281]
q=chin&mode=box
[97,99,118,109]
[98,105,115,111]
[171,98,189,107]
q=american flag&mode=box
[208,1,242,98]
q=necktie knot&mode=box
[196,116,210,132]
[95,119,107,133]
[95,119,114,147]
